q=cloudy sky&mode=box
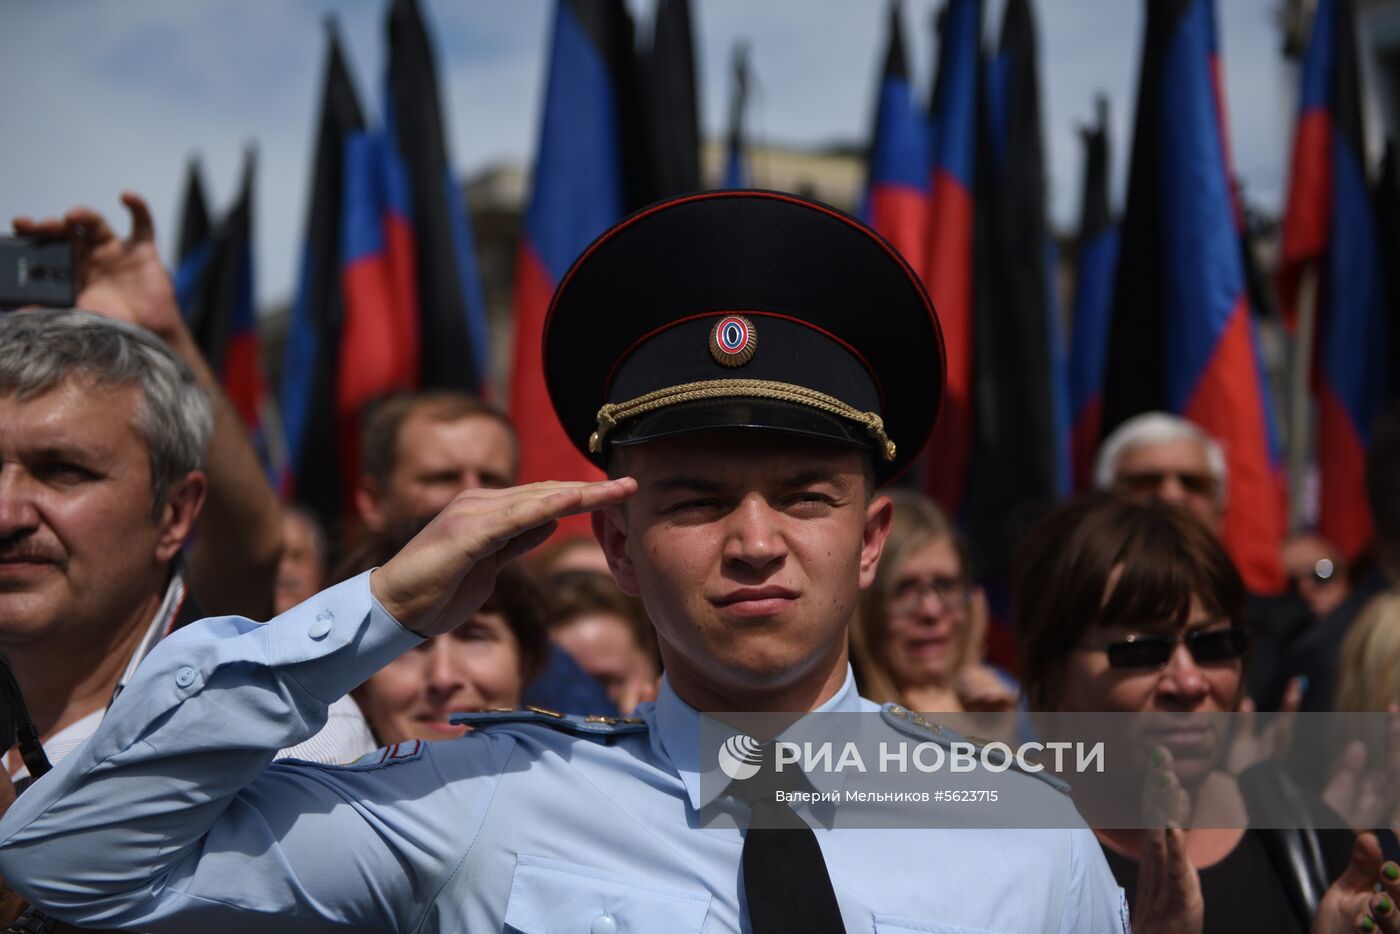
[1,0,1298,309]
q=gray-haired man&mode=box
[0,310,373,790]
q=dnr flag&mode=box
[862,0,927,278]
[1278,0,1389,559]
[1103,0,1285,592]
[921,0,981,516]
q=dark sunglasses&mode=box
[1078,627,1250,670]
[1116,470,1219,498]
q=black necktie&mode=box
[733,744,846,934]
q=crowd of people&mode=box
[0,189,1397,933]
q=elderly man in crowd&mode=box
[1093,411,1228,532]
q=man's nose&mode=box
[722,495,788,573]
[0,469,40,538]
[1155,473,1189,505]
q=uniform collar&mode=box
[651,667,865,811]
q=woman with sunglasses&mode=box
[850,490,1017,712]
[1013,494,1395,934]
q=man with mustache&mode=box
[0,192,1132,932]
[0,198,374,930]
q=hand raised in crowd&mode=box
[12,191,184,340]
[954,664,1018,713]
[1132,746,1203,934]
[373,479,637,638]
[954,588,1018,713]
[1323,705,1400,835]
[1223,675,1304,776]
[1311,832,1400,934]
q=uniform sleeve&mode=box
[0,571,507,933]
[1057,828,1132,934]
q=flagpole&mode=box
[1287,263,1318,528]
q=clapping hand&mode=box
[1132,746,1203,934]
[1224,676,1304,776]
[1323,706,1400,835]
[1311,833,1400,934]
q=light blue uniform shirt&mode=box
[0,572,1129,933]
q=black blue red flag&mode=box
[961,0,1066,581]
[385,0,490,395]
[723,42,752,189]
[921,0,980,517]
[281,22,366,525]
[640,0,701,200]
[862,1,928,279]
[179,149,264,441]
[1067,98,1119,492]
[334,121,421,497]
[512,0,633,512]
[1103,0,1285,592]
[1279,0,1389,559]
[1377,142,1400,406]
[173,158,213,320]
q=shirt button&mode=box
[590,913,617,934]
[309,613,333,640]
[175,666,197,688]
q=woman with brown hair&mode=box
[337,523,548,745]
[850,489,1015,712]
[1015,493,1390,934]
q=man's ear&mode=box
[355,476,387,533]
[858,493,894,590]
[593,507,640,597]
[155,470,207,564]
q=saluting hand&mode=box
[372,479,636,639]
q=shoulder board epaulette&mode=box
[880,703,1070,794]
[302,739,426,771]
[450,706,650,738]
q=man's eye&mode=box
[786,493,834,509]
[665,498,720,513]
[40,462,96,483]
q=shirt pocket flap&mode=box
[505,854,711,934]
[873,916,1005,934]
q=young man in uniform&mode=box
[0,192,1131,932]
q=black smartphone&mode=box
[0,236,76,309]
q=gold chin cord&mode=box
[588,378,896,461]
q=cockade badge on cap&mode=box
[709,315,758,367]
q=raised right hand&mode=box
[371,479,636,638]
